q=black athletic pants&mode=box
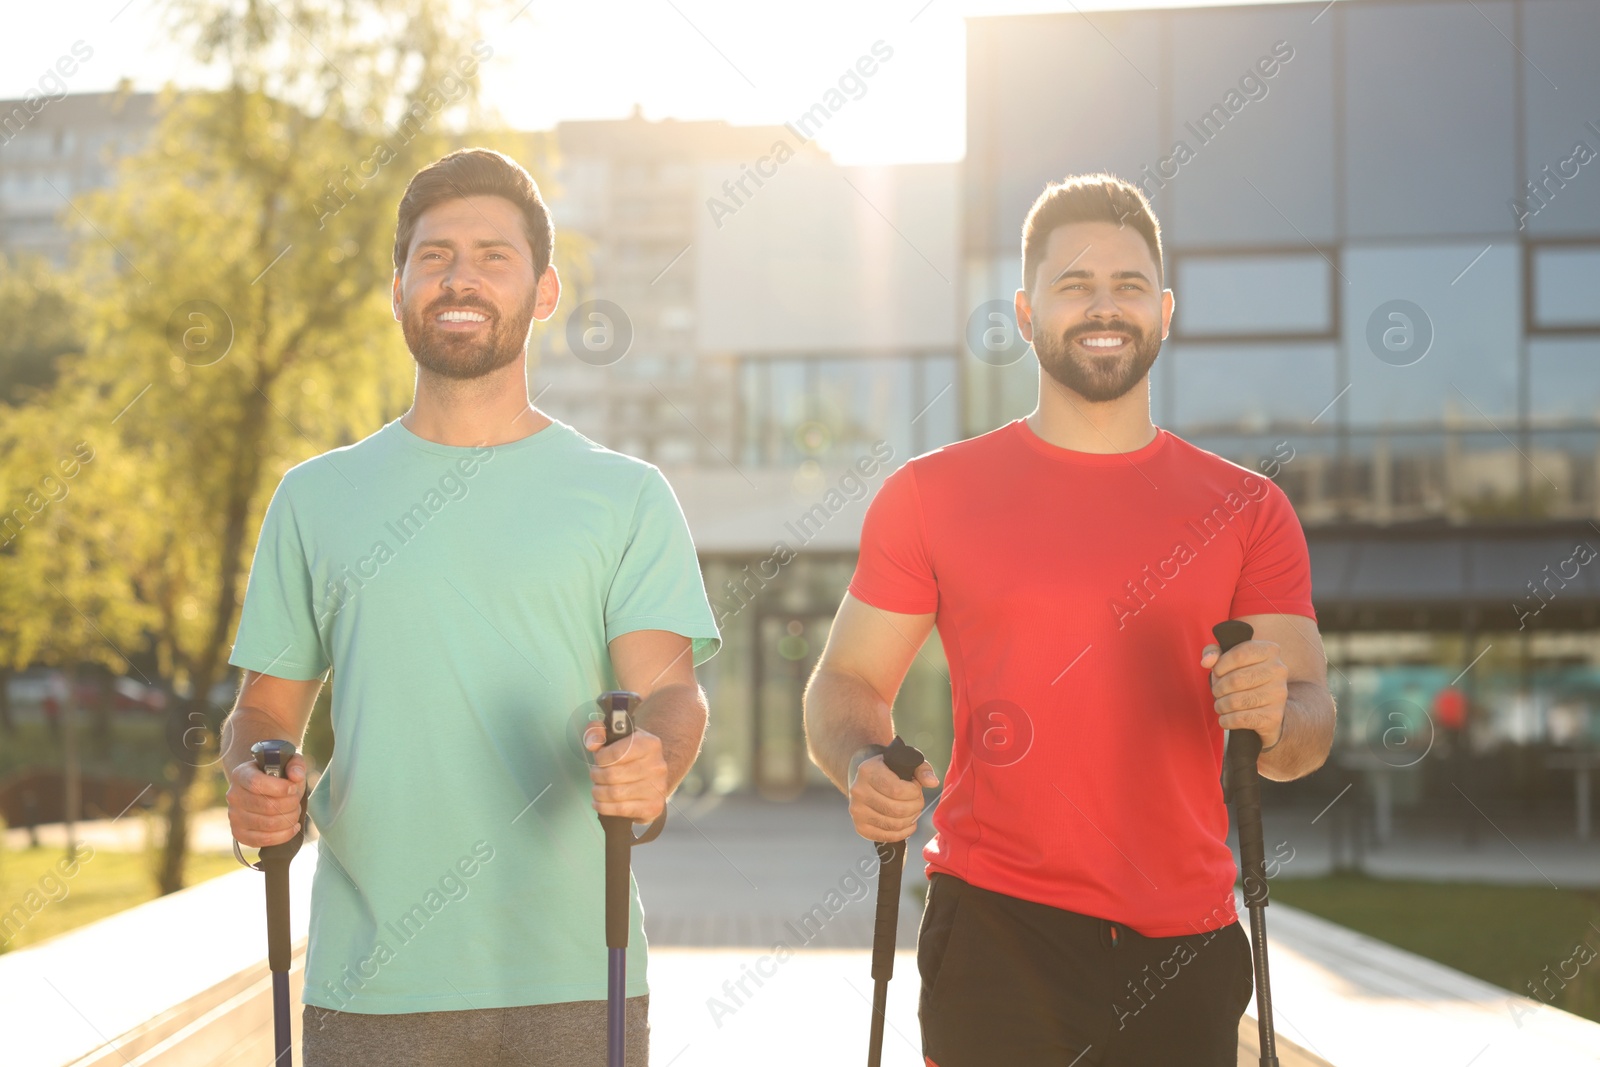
[917,873,1253,1067]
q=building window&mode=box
[1530,339,1600,422]
[1531,244,1600,331]
[1166,343,1337,432]
[1343,244,1519,427]
[739,352,958,467]
[1173,252,1334,340]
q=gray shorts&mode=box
[302,995,648,1067]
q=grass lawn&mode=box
[0,846,241,953]
[1271,873,1600,1023]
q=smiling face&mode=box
[392,194,559,380]
[1017,220,1173,404]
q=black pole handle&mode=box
[597,690,669,951]
[880,736,926,783]
[1214,621,1268,908]
[251,740,304,975]
[599,691,637,950]
[870,737,925,984]
[866,736,925,1067]
[599,690,636,748]
[251,738,305,866]
[1215,620,1281,1067]
[596,691,670,846]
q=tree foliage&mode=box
[1,0,548,894]
[0,253,85,405]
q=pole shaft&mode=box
[250,741,301,1067]
[264,851,295,1065]
[608,948,626,1067]
[264,861,292,972]
[1214,620,1279,1067]
[866,841,904,1066]
[272,970,292,1066]
[865,737,924,1066]
[598,693,642,1067]
[867,981,890,1067]
[1251,905,1279,1067]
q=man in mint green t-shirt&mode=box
[221,148,719,1067]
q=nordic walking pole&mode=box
[1214,620,1279,1067]
[249,739,306,1067]
[597,691,667,1067]
[866,735,927,1067]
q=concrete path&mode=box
[3,805,237,855]
[3,845,316,1067]
[13,791,1598,889]
[633,790,927,951]
[8,792,1600,1065]
[649,947,924,1067]
[629,790,1600,956]
[1252,893,1600,1066]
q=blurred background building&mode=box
[4,0,1598,828]
[0,80,155,264]
[961,0,1600,833]
[538,111,961,797]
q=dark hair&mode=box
[1021,173,1163,292]
[393,148,553,277]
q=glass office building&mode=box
[963,0,1600,823]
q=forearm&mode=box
[1259,681,1336,781]
[220,705,306,785]
[804,668,895,793]
[632,683,707,795]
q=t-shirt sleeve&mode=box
[228,474,331,681]
[847,461,938,615]
[604,466,722,666]
[1230,480,1317,622]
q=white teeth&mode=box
[1080,336,1126,348]
[438,310,487,322]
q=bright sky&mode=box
[3,0,1296,165]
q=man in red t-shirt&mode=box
[804,173,1335,1067]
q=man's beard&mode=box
[401,289,537,381]
[1033,318,1162,403]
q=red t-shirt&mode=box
[848,419,1316,936]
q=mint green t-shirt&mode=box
[228,416,720,1014]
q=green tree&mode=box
[0,374,159,853]
[0,253,85,406]
[0,252,97,738]
[59,0,530,893]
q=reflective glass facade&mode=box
[965,0,1600,524]
[963,0,1600,796]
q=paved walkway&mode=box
[631,793,1600,1063]
[649,947,925,1067]
[9,792,1600,1065]
[646,947,1330,1066]
[1256,894,1600,1066]
[633,790,928,950]
[3,805,237,854]
[13,789,1598,891]
[628,790,1600,957]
